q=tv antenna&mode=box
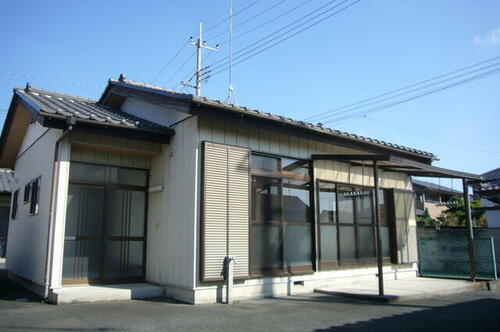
[225,0,237,104]
[181,23,219,96]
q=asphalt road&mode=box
[1,264,499,331]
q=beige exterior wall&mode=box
[193,116,418,303]
[146,116,199,289]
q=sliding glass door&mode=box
[62,163,147,284]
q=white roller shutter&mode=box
[201,142,250,281]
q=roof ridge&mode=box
[16,86,98,103]
[114,76,435,159]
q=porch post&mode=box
[373,160,384,296]
[462,178,476,281]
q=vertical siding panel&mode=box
[279,134,290,156]
[199,117,213,142]
[269,132,280,154]
[289,136,299,158]
[248,128,259,150]
[224,123,237,145]
[259,129,270,153]
[212,120,225,143]
[236,125,249,148]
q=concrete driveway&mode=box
[1,264,500,331]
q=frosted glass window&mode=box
[65,184,103,237]
[358,226,375,258]
[104,241,143,278]
[108,167,147,187]
[62,240,101,279]
[283,225,312,267]
[106,189,145,237]
[339,226,356,260]
[250,225,281,272]
[320,225,337,263]
[69,163,106,183]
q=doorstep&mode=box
[50,283,164,304]
[314,277,487,302]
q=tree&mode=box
[417,208,437,227]
[439,195,488,228]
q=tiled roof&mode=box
[0,169,14,193]
[16,86,170,132]
[110,77,435,159]
[482,167,500,181]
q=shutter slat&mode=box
[202,142,250,281]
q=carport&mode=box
[311,154,482,298]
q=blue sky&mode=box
[0,0,498,184]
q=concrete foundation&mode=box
[50,283,164,304]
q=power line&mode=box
[152,1,260,85]
[208,0,360,77]
[204,0,262,34]
[0,69,103,89]
[179,0,316,88]
[324,65,500,125]
[364,115,500,154]
[304,55,500,122]
[163,51,196,87]
[205,0,347,71]
[206,0,288,42]
[151,41,189,83]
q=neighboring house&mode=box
[0,168,14,257]
[0,75,480,304]
[474,167,500,228]
[412,179,462,220]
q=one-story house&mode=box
[0,75,480,304]
[0,168,14,257]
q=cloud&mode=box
[474,27,500,46]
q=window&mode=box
[318,181,392,269]
[250,154,312,276]
[29,177,41,216]
[23,183,31,204]
[11,189,19,219]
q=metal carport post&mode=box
[463,179,476,281]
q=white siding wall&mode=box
[147,116,199,288]
[121,97,190,127]
[6,122,63,285]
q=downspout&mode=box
[43,117,75,302]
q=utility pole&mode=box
[182,23,219,96]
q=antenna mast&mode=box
[225,0,236,104]
[182,23,219,96]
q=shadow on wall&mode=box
[314,298,500,331]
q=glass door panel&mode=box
[63,184,104,281]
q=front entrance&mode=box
[62,162,148,285]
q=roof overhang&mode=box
[311,154,481,180]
